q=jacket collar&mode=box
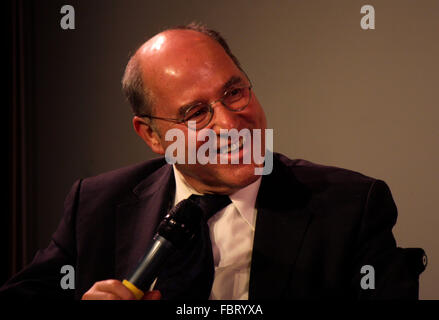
[113,154,314,298]
[114,163,175,279]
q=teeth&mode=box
[219,137,246,154]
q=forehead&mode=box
[138,30,244,112]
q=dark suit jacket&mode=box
[0,153,420,299]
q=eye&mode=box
[227,88,242,97]
[223,87,244,104]
[184,104,209,121]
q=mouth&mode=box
[218,136,246,154]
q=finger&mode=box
[143,290,162,300]
[94,279,136,300]
[82,290,121,300]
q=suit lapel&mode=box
[112,155,314,297]
[114,164,175,279]
[249,155,313,299]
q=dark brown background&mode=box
[9,0,438,298]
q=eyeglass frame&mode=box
[135,82,253,129]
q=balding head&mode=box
[122,23,242,118]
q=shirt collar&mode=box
[172,165,261,226]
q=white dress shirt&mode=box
[172,165,261,300]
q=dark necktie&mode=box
[154,194,231,300]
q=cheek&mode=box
[258,108,267,128]
[254,99,267,125]
[248,106,267,130]
[159,124,188,145]
[244,95,266,128]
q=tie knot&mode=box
[189,194,231,220]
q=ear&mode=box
[133,116,165,155]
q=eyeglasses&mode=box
[137,84,253,130]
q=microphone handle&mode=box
[122,234,175,299]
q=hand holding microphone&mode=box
[81,279,161,300]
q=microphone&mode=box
[122,198,203,299]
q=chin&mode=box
[212,164,260,190]
[177,163,261,194]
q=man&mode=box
[1,23,423,299]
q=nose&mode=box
[210,102,241,132]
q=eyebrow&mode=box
[222,75,244,91]
[177,75,245,117]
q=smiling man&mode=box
[130,27,268,195]
[0,23,424,300]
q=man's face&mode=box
[137,30,267,194]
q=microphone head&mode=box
[157,198,204,249]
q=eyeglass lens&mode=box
[183,87,251,129]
